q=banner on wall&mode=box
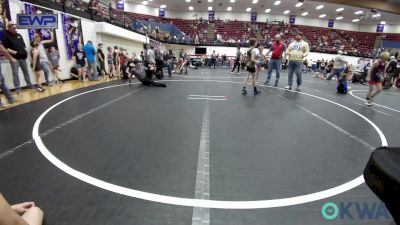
[116,0,124,11]
[159,8,165,17]
[62,14,84,60]
[17,14,58,29]
[289,15,296,24]
[251,12,257,22]
[328,19,334,28]
[377,24,385,32]
[24,3,58,50]
[0,0,11,62]
[208,11,215,21]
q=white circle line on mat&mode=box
[349,90,400,113]
[32,80,387,209]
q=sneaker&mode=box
[230,71,234,74]
[36,86,45,92]
[274,80,279,87]
[254,90,261,95]
[284,86,292,90]
[236,72,240,75]
[264,78,270,85]
[365,100,372,106]
[8,98,16,104]
[295,86,301,92]
[242,88,247,95]
[16,88,21,94]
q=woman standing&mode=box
[30,41,45,92]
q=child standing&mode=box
[365,52,390,106]
[47,46,62,84]
[107,47,115,78]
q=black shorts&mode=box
[247,66,256,73]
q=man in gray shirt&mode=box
[327,50,346,80]
[146,45,156,64]
[129,60,166,87]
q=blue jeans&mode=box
[267,58,282,81]
[288,61,303,87]
[327,68,344,80]
[164,63,172,76]
[0,71,14,106]
[88,61,98,80]
[40,61,51,83]
[10,59,33,89]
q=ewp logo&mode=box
[17,14,58,29]
[321,202,391,220]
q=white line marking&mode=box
[296,104,375,150]
[0,140,33,160]
[188,97,228,101]
[192,100,211,225]
[32,80,387,209]
[189,95,226,98]
[350,90,400,113]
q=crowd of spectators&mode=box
[29,0,400,58]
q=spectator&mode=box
[0,194,43,225]
[209,50,217,69]
[0,44,17,108]
[107,47,115,78]
[30,41,46,92]
[73,44,87,81]
[2,21,33,93]
[113,46,120,78]
[83,40,99,81]
[47,46,62,84]
[34,32,55,86]
[327,50,346,80]
[97,43,107,77]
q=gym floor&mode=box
[1,67,399,225]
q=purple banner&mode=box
[116,0,124,10]
[62,14,83,59]
[289,15,296,24]
[251,12,257,22]
[377,24,385,32]
[159,8,165,17]
[208,11,215,21]
[24,3,58,49]
[0,0,10,41]
[328,19,334,28]
[0,0,10,61]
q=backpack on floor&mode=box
[337,78,348,94]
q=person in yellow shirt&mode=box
[285,35,309,91]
